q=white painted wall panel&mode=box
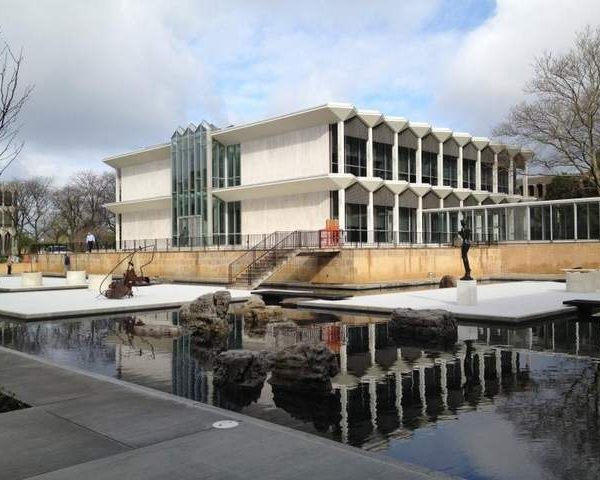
[120,157,171,201]
[242,191,330,234]
[241,125,329,185]
[121,208,171,240]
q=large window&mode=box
[463,158,476,190]
[398,207,416,243]
[373,142,393,179]
[443,155,457,187]
[345,136,367,177]
[398,146,416,182]
[422,151,437,185]
[530,205,551,240]
[552,204,575,240]
[498,169,509,194]
[345,203,367,242]
[228,201,241,245]
[577,202,600,240]
[481,163,493,192]
[329,124,338,173]
[227,144,241,186]
[375,205,393,242]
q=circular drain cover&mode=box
[212,420,239,429]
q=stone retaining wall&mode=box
[24,241,599,285]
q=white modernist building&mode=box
[104,103,533,247]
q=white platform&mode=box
[0,283,251,320]
[299,281,600,323]
[0,275,87,293]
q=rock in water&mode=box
[439,275,457,288]
[179,291,231,347]
[389,308,457,345]
[213,350,269,389]
[269,343,339,392]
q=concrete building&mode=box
[104,103,533,247]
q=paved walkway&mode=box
[0,347,450,480]
[0,284,251,320]
[300,281,599,323]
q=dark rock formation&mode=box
[269,343,339,392]
[389,308,457,345]
[439,275,457,289]
[213,349,269,389]
[179,291,231,347]
[239,296,284,337]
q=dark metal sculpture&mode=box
[458,220,472,280]
[99,246,155,299]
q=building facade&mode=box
[104,103,533,247]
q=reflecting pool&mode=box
[1,309,599,479]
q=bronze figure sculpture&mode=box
[458,220,472,280]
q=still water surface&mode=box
[1,309,599,480]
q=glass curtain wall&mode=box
[226,144,241,186]
[171,125,210,246]
[498,169,509,194]
[424,199,600,243]
[227,201,241,245]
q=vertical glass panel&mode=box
[398,147,416,182]
[373,142,392,180]
[443,155,457,187]
[329,124,338,173]
[552,204,575,240]
[374,205,393,242]
[345,203,367,242]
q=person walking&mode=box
[63,253,71,274]
[6,256,12,275]
[86,232,96,253]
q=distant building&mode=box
[0,186,16,255]
[517,174,588,200]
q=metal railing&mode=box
[30,229,500,255]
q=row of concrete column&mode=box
[335,120,528,242]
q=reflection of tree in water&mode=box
[495,357,600,480]
[0,319,117,367]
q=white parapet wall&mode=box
[66,270,87,285]
[21,272,43,287]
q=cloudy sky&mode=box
[1,0,599,181]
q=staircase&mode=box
[228,231,302,290]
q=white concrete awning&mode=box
[356,177,383,192]
[431,186,453,199]
[489,193,507,204]
[212,174,356,202]
[452,188,472,201]
[104,195,171,214]
[408,183,431,197]
[384,180,409,194]
[471,191,490,203]
[103,143,170,168]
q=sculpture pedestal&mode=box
[66,270,86,285]
[21,272,43,287]
[457,279,477,306]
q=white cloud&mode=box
[0,0,597,182]
[432,0,600,134]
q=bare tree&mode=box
[6,177,54,251]
[494,26,600,194]
[0,35,33,176]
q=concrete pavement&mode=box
[0,347,453,480]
